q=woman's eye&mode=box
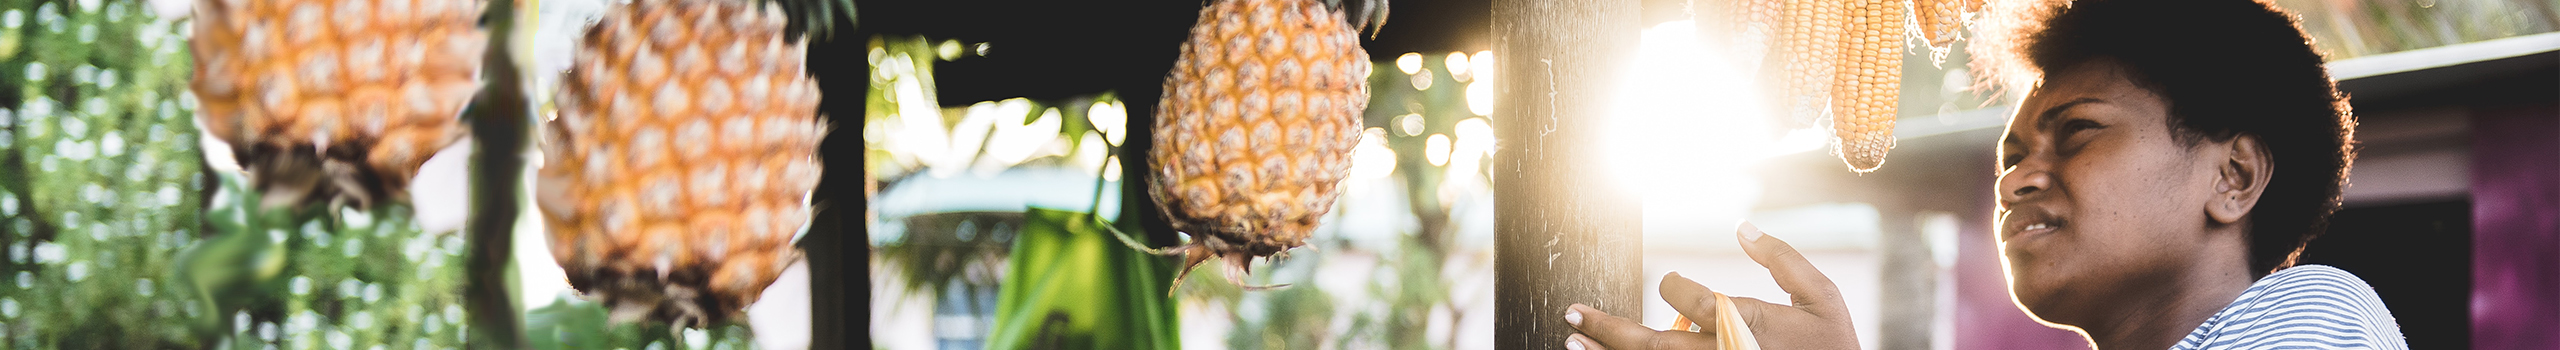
[2059,119,2103,136]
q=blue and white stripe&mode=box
[2170,264,2408,350]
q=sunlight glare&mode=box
[1465,82,1494,116]
[1350,128,1398,180]
[972,107,1064,176]
[1471,50,1496,85]
[1449,118,1495,178]
[1605,20,1779,242]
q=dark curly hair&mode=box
[1986,0,2358,274]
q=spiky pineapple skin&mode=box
[541,0,823,327]
[190,0,487,208]
[1150,0,1368,260]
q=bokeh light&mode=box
[1465,82,1494,116]
[1425,134,1452,166]
[1396,52,1424,75]
[1446,51,1472,78]
[1087,99,1128,146]
[1349,128,1399,180]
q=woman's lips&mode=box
[1999,209,2062,242]
[2015,223,2058,239]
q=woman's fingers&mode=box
[1729,295,1862,349]
[1657,271,1734,335]
[1568,334,1608,350]
[1735,221,1853,321]
[1565,303,1716,350]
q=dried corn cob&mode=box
[1832,0,1904,172]
[1917,0,1962,48]
[1724,0,1783,63]
[1777,0,1846,125]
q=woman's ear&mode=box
[2207,135,2274,225]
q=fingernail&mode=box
[1739,221,1765,242]
[1566,337,1589,350]
[1564,308,1584,325]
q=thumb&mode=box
[1735,221,1850,320]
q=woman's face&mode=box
[1994,60,2229,328]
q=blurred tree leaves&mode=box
[525,294,760,349]
[184,171,474,349]
[0,0,205,346]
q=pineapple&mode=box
[1149,0,1377,285]
[190,0,489,209]
[540,0,830,327]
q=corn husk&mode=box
[1669,292,1762,350]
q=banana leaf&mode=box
[982,208,1179,350]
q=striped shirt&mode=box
[2170,264,2408,350]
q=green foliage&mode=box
[525,295,760,349]
[1204,234,1459,350]
[185,171,475,349]
[1219,278,1335,350]
[874,211,1016,311]
[0,3,474,347]
[984,208,1180,350]
[2272,0,2558,59]
[0,0,204,347]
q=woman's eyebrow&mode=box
[2002,97,2105,147]
[2035,98,2103,130]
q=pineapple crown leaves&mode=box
[754,0,857,41]
[1214,0,1385,37]
[1325,0,1389,37]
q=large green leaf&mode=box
[983,208,1180,350]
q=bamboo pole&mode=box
[1490,0,1645,348]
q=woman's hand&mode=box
[1562,222,1861,350]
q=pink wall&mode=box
[1954,208,2092,349]
[2468,102,2560,349]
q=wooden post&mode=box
[1491,0,1644,349]
[808,13,870,349]
[1875,204,1935,350]
[465,0,528,347]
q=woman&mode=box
[1561,0,2406,349]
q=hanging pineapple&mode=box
[1722,0,1982,172]
[1148,0,1381,286]
[540,0,845,328]
[190,0,490,208]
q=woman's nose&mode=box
[1999,161,2051,206]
